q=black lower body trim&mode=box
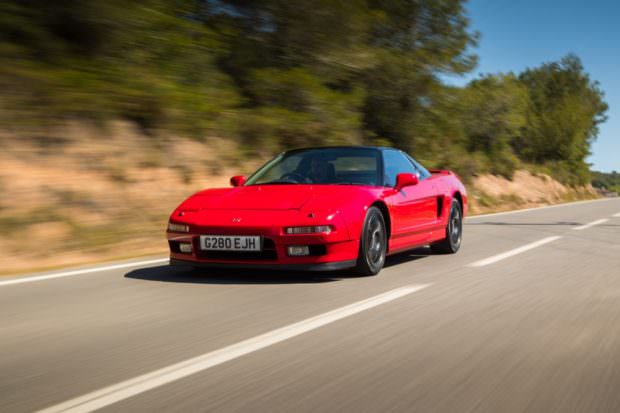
[170,258,357,272]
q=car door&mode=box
[383,150,438,245]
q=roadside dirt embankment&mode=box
[0,121,255,274]
[0,121,598,274]
[469,170,598,214]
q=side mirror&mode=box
[230,175,247,187]
[395,173,419,190]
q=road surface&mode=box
[1,198,620,413]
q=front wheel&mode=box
[354,206,387,276]
[431,198,462,254]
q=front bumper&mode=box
[168,237,359,269]
[167,209,359,270]
[170,258,357,272]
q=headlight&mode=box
[285,225,332,234]
[168,222,189,233]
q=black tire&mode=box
[354,206,387,276]
[431,198,463,254]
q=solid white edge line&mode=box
[4,199,617,286]
[572,218,609,231]
[37,284,431,413]
[468,236,562,267]
[0,258,169,287]
[466,197,617,220]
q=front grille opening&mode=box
[309,244,327,256]
[196,237,278,261]
[169,240,192,254]
[169,241,182,254]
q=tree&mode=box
[517,55,608,166]
[362,0,478,150]
[454,74,528,177]
[201,0,477,152]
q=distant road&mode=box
[1,198,620,413]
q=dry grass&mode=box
[469,170,599,214]
[0,122,600,275]
[0,121,262,275]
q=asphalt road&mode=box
[2,198,620,413]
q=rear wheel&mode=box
[431,198,462,254]
[354,206,387,276]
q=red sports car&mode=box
[167,146,467,275]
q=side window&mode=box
[406,154,431,180]
[383,150,419,187]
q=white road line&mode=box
[468,236,562,267]
[572,218,609,231]
[4,199,617,287]
[37,284,430,413]
[613,212,620,217]
[466,197,617,220]
[0,258,169,287]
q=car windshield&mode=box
[245,148,382,186]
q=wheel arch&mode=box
[370,201,391,250]
[452,191,463,211]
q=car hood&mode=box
[177,185,378,212]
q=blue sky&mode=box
[450,0,619,172]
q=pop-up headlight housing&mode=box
[285,225,332,235]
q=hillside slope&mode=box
[470,171,598,214]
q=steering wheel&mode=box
[280,172,308,183]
